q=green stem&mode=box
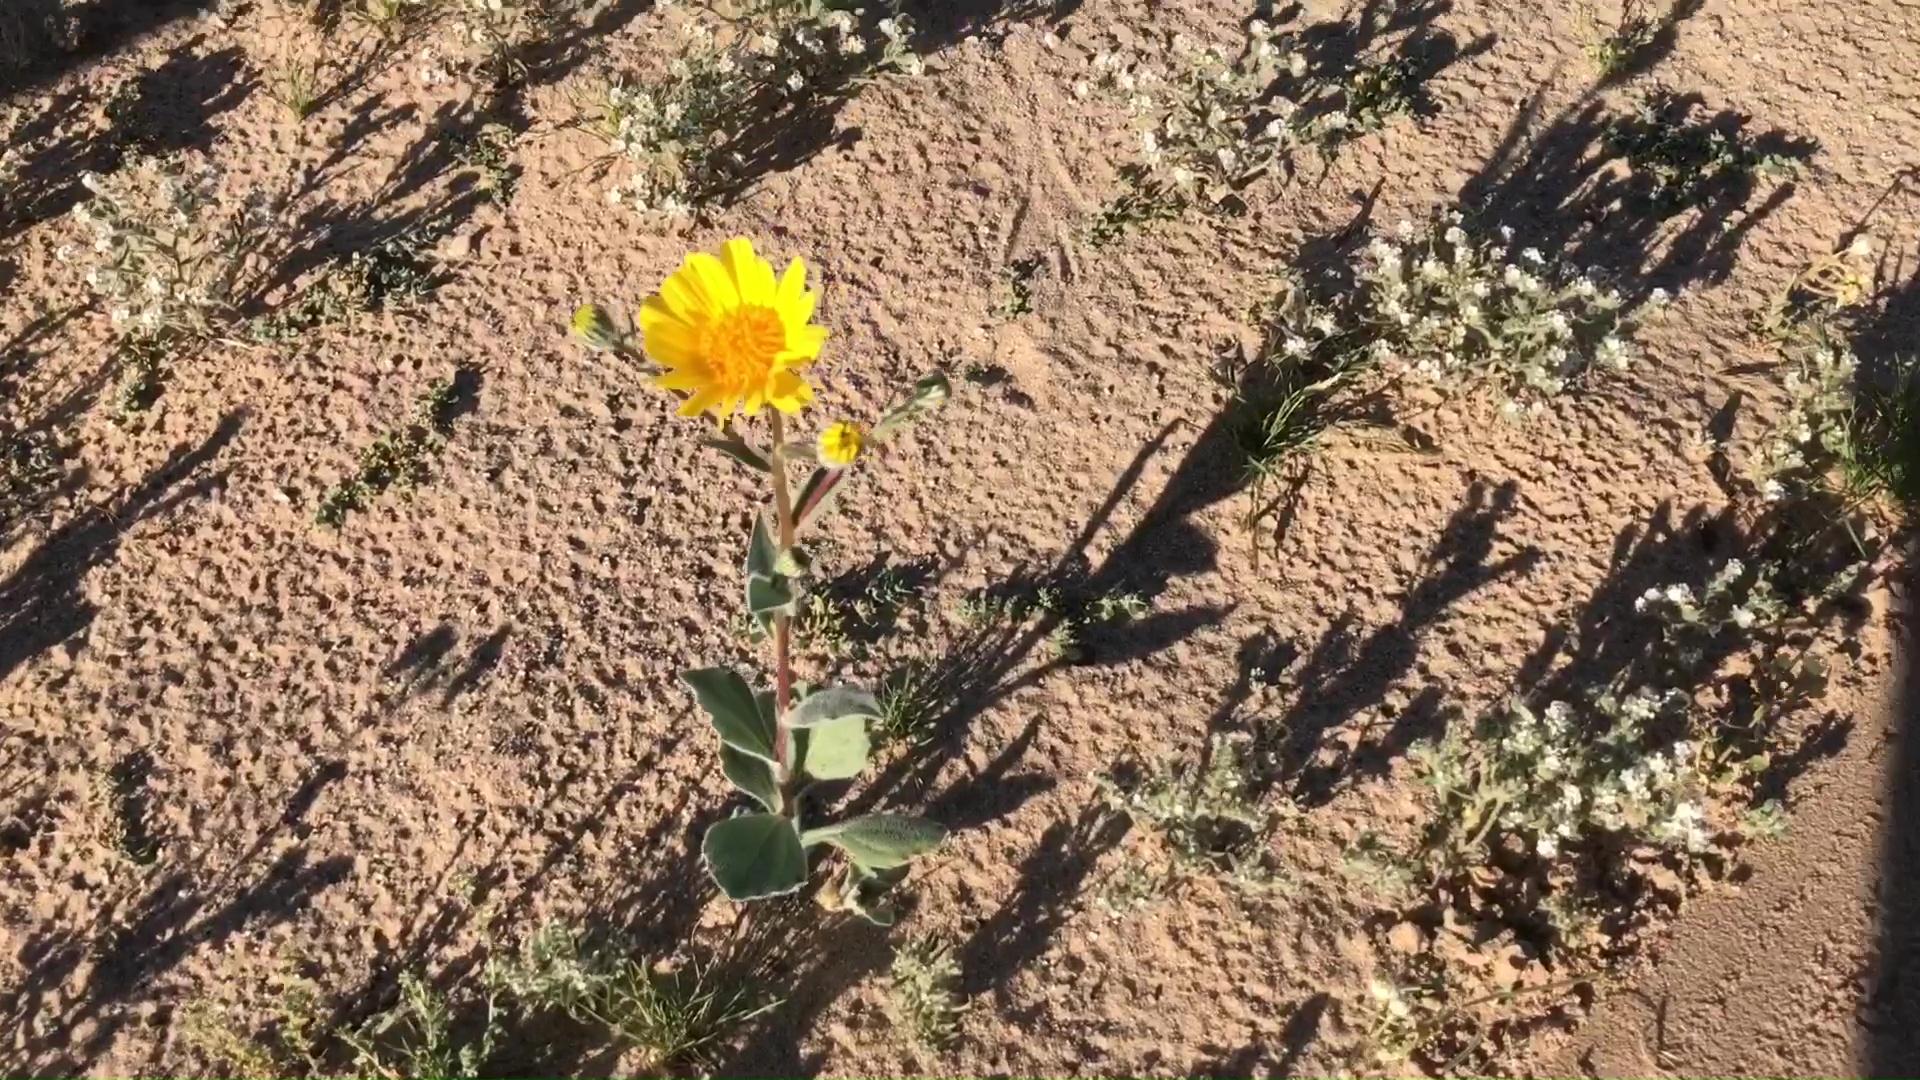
[769,412,798,793]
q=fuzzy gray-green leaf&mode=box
[803,813,947,869]
[745,513,779,579]
[703,814,807,900]
[786,686,882,729]
[720,744,780,812]
[747,573,797,615]
[683,667,776,762]
[793,714,869,780]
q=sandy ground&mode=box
[1,0,1918,1075]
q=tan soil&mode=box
[1,0,1918,1076]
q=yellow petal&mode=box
[657,366,710,392]
[743,385,766,415]
[776,257,809,306]
[777,286,818,330]
[678,387,724,417]
[767,370,814,413]
[779,324,829,363]
[640,300,700,366]
[657,271,709,321]
[685,253,741,313]
[722,238,777,306]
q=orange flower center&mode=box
[699,305,786,393]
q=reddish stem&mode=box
[768,413,798,787]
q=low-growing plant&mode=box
[997,254,1044,318]
[1087,14,1427,240]
[874,660,939,747]
[573,237,951,923]
[587,5,924,218]
[1271,213,1655,409]
[449,121,519,205]
[1602,91,1811,214]
[269,56,325,121]
[339,972,501,1080]
[489,923,778,1069]
[1753,236,1877,345]
[1095,733,1285,896]
[251,227,444,342]
[1579,0,1661,79]
[354,0,440,37]
[888,934,962,1051]
[67,157,273,412]
[316,374,466,527]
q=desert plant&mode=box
[997,255,1044,318]
[1087,14,1426,239]
[1580,0,1662,78]
[888,935,962,1051]
[339,972,501,1080]
[315,374,466,527]
[489,923,777,1069]
[1095,733,1284,892]
[1603,91,1810,214]
[67,157,274,412]
[574,237,951,924]
[269,56,325,121]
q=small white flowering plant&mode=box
[1086,15,1426,241]
[1264,212,1655,408]
[66,156,270,413]
[584,2,922,218]
[1752,239,1920,520]
[1412,688,1712,872]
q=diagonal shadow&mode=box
[0,409,246,684]
[0,758,353,1075]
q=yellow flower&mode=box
[640,238,827,420]
[818,420,866,467]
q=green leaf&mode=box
[682,667,776,762]
[745,513,779,580]
[786,685,881,728]
[747,573,797,615]
[702,435,770,472]
[792,714,869,780]
[720,745,780,812]
[873,371,951,441]
[803,813,947,868]
[773,545,810,577]
[703,814,807,900]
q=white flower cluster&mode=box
[65,158,261,339]
[595,5,923,216]
[1754,330,1861,503]
[1633,558,1783,638]
[1352,213,1647,404]
[1476,690,1713,860]
[1085,20,1303,210]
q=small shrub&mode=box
[340,972,501,1080]
[251,227,444,342]
[1753,239,1920,520]
[316,374,467,527]
[1603,91,1811,214]
[888,935,962,1051]
[1095,734,1285,896]
[1580,0,1661,79]
[489,924,777,1070]
[587,6,924,218]
[68,157,274,413]
[448,121,519,205]
[1087,15,1426,240]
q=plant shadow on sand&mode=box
[0,752,353,1075]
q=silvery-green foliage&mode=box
[1095,734,1284,889]
[67,157,266,339]
[1415,689,1712,865]
[1349,214,1651,406]
[488,924,777,1066]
